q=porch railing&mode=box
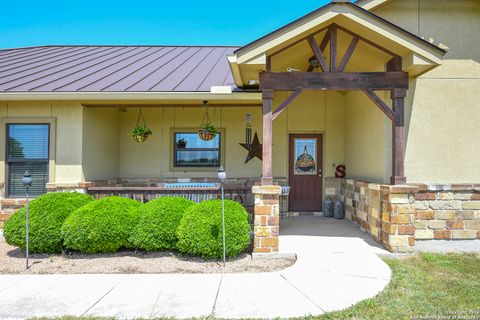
[86,183,252,210]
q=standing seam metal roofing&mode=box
[0,46,239,92]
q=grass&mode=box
[32,253,480,320]
[316,253,480,320]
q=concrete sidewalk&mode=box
[0,217,391,319]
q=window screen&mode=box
[174,132,220,168]
[7,124,49,197]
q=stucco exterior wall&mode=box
[344,91,390,183]
[0,101,84,186]
[116,93,345,182]
[82,107,120,181]
[372,0,480,60]
[372,0,480,183]
[405,62,480,183]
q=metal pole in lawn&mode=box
[218,167,226,267]
[22,171,32,270]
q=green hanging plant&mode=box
[198,101,218,141]
[130,109,152,143]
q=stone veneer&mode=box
[413,184,480,241]
[252,185,281,256]
[343,179,418,253]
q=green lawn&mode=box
[316,253,480,320]
[33,253,480,320]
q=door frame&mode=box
[287,133,324,212]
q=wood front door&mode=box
[288,134,323,212]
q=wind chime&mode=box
[239,113,262,163]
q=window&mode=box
[174,132,221,168]
[6,124,49,197]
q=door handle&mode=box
[318,168,322,177]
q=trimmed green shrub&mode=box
[3,192,94,253]
[61,196,141,254]
[177,200,251,259]
[130,197,195,251]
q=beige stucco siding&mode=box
[117,106,263,180]
[372,0,480,60]
[405,61,480,183]
[116,97,345,181]
[0,102,83,186]
[343,91,390,183]
[82,107,120,181]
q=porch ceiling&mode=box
[229,1,447,88]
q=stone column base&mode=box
[252,185,281,255]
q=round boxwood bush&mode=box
[130,197,195,251]
[177,200,251,259]
[61,196,141,254]
[3,192,94,253]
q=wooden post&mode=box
[262,89,274,185]
[391,88,407,185]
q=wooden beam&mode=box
[330,25,338,72]
[307,36,329,72]
[266,55,272,72]
[386,56,402,72]
[272,89,303,121]
[336,25,400,59]
[362,89,394,121]
[391,88,407,185]
[319,27,332,52]
[269,25,330,59]
[338,35,359,72]
[308,28,331,72]
[262,89,274,185]
[260,72,409,91]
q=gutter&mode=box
[0,91,262,102]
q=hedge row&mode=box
[3,193,251,259]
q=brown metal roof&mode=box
[0,46,239,92]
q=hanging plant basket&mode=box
[198,102,218,141]
[129,109,152,143]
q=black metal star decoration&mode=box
[239,132,263,164]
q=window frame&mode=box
[6,123,51,197]
[0,117,56,199]
[173,131,222,168]
[170,128,225,172]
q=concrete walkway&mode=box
[0,217,391,319]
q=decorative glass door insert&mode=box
[294,138,317,175]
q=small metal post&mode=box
[25,186,29,270]
[218,167,227,267]
[22,171,33,271]
[221,182,226,267]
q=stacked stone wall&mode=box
[414,184,480,241]
[343,179,417,253]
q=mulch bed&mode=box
[0,232,295,274]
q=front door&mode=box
[288,134,323,212]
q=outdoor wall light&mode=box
[217,166,226,183]
[309,57,320,69]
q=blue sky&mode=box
[0,1,331,49]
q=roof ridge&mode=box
[0,45,241,52]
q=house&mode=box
[0,0,479,255]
